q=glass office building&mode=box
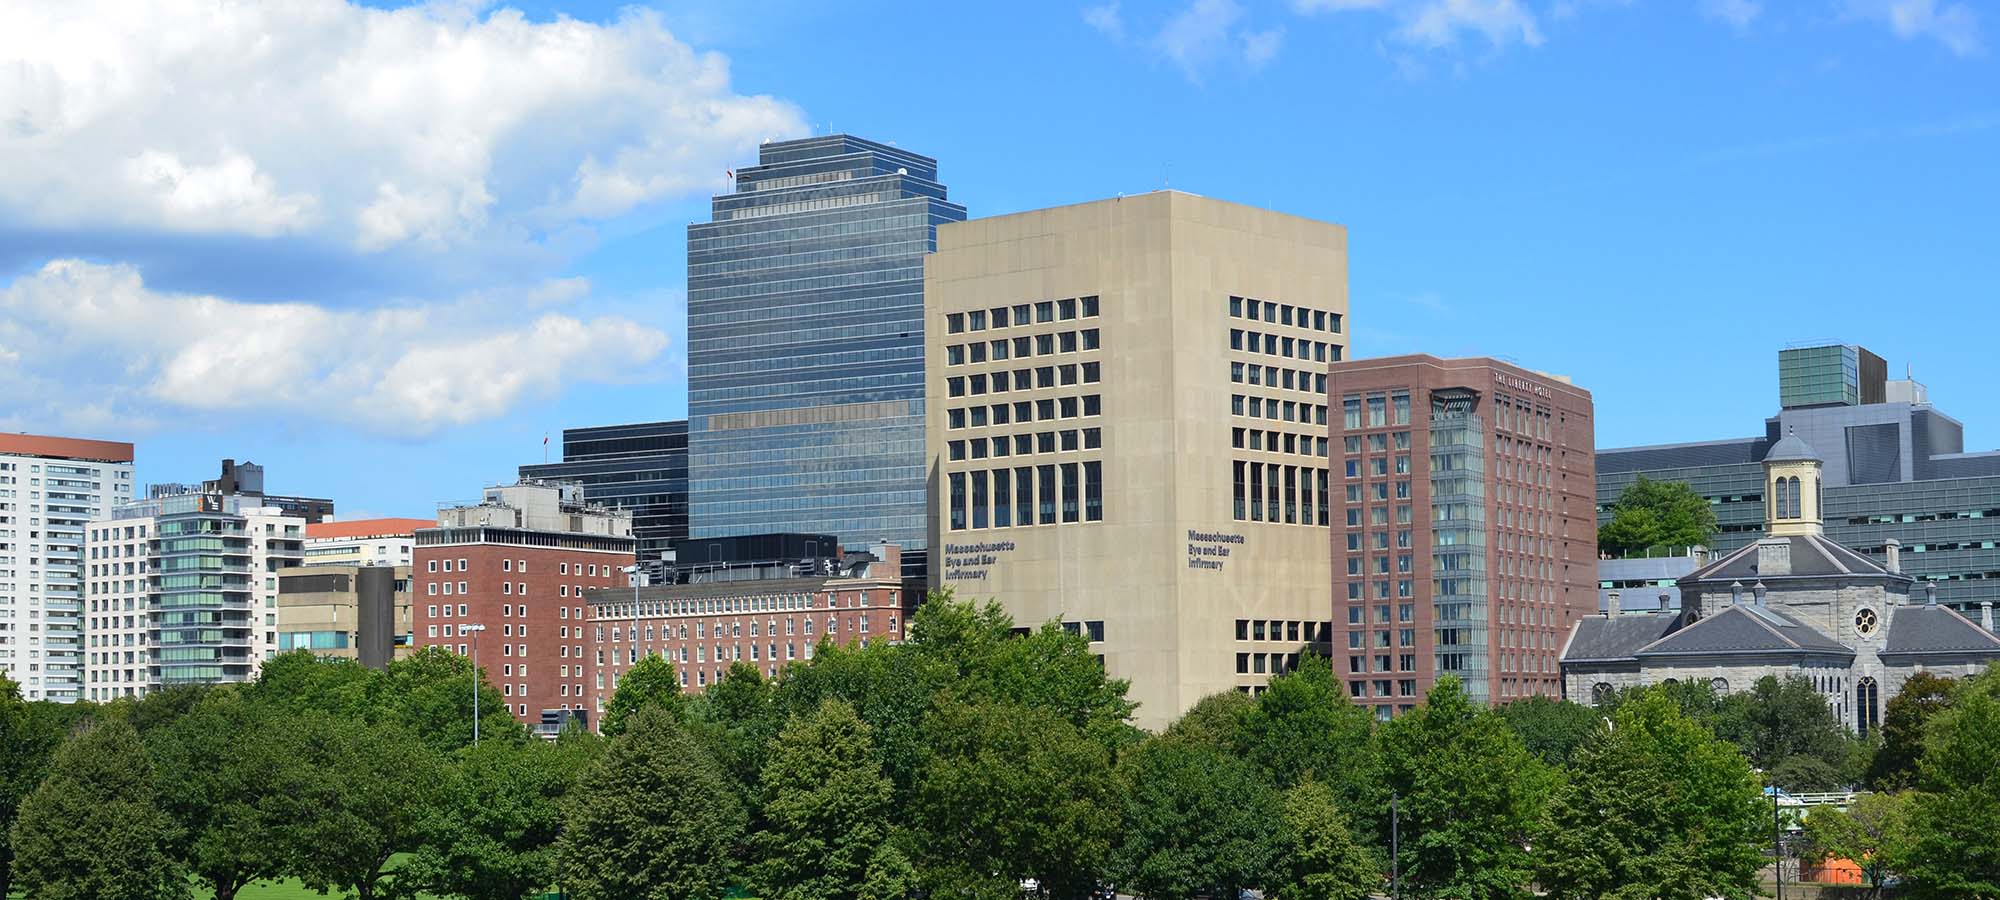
[520,421,688,565]
[686,135,965,572]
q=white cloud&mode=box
[1157,0,1248,76]
[1844,0,1983,57]
[1084,2,1126,39]
[1243,28,1287,67]
[0,0,806,253]
[1087,0,1279,78]
[1294,0,1542,49]
[1699,0,1762,31]
[0,259,668,436]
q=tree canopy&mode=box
[1598,476,1717,557]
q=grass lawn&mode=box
[190,878,445,899]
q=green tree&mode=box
[1498,696,1602,768]
[406,734,600,900]
[1112,739,1279,900]
[1,687,99,899]
[245,649,376,718]
[147,688,297,900]
[1870,672,1956,790]
[1897,669,2000,898]
[1535,690,1766,900]
[117,683,213,736]
[557,705,746,900]
[1381,676,1548,900]
[0,674,69,899]
[10,719,185,900]
[1237,655,1384,827]
[1801,791,1911,898]
[913,699,1121,900]
[1712,675,1854,781]
[857,844,918,900]
[1270,778,1382,900]
[773,636,951,797]
[1597,476,1716,557]
[686,660,782,818]
[1158,689,1255,751]
[749,699,894,900]
[280,716,449,900]
[601,654,686,738]
[373,646,523,752]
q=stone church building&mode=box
[1561,431,2000,733]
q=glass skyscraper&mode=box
[686,135,965,570]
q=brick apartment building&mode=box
[413,481,634,725]
[584,536,910,717]
[1328,355,1596,718]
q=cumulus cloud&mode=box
[0,259,669,436]
[0,0,806,253]
[1844,0,1983,56]
[1294,0,1542,48]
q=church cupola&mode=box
[1763,428,1824,538]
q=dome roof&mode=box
[1763,430,1821,463]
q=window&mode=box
[1082,295,1099,317]
[947,313,965,334]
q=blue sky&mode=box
[1,0,1994,519]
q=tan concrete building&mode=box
[925,191,1348,729]
[276,564,414,668]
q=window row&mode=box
[1231,462,1330,526]
[948,428,1103,460]
[1227,296,1342,334]
[1339,392,1413,429]
[947,297,1101,334]
[946,362,1101,397]
[1236,652,1301,676]
[1234,619,1335,643]
[1342,456,1412,477]
[1230,329,1340,364]
[945,329,1100,365]
[1340,505,1415,528]
[1231,427,1328,458]
[946,463,1104,530]
[1231,394,1329,427]
[1343,432,1413,453]
[1231,361,1326,395]
[1348,677,1420,698]
[1349,651,1422,674]
[948,394,1103,429]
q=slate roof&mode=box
[1763,431,1821,463]
[1682,534,1903,584]
[1635,604,1854,659]
[1562,613,1684,663]
[1883,605,2000,656]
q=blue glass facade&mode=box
[519,421,688,564]
[686,135,965,569]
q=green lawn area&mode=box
[189,878,444,899]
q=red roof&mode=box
[0,433,134,463]
[305,517,436,540]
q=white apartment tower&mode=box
[85,489,304,700]
[0,434,136,702]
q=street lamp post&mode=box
[462,623,488,745]
[1391,791,1400,900]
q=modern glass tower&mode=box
[520,421,688,566]
[686,135,965,571]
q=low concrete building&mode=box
[277,564,413,668]
[1562,432,2000,732]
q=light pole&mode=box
[462,623,487,744]
[1773,790,1784,900]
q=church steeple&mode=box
[1763,428,1824,537]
